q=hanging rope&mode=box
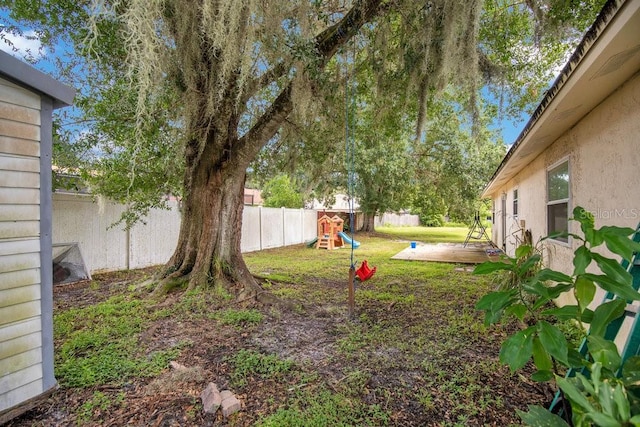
[344,34,358,318]
[343,34,375,319]
[345,36,357,270]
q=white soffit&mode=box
[483,0,640,197]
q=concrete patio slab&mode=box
[391,242,502,264]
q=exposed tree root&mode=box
[146,267,290,310]
[150,277,189,299]
[237,280,287,308]
[148,267,192,298]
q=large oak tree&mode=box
[1,0,606,300]
[72,0,486,300]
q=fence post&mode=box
[259,206,263,251]
[126,225,131,270]
[282,207,286,247]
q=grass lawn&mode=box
[11,228,548,427]
[377,224,493,244]
[377,225,471,243]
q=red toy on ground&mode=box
[355,260,376,281]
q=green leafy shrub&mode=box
[424,214,445,227]
[257,389,389,426]
[262,175,304,208]
[54,296,181,387]
[230,350,294,386]
[213,308,264,326]
[492,241,544,293]
[475,206,640,426]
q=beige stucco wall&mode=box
[488,71,640,310]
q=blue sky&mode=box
[0,29,44,62]
[493,115,528,145]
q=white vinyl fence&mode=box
[52,193,317,273]
[375,212,421,227]
[52,193,420,273]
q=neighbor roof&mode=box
[0,50,75,109]
[482,0,640,197]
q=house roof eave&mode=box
[482,0,640,198]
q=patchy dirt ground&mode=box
[6,267,555,426]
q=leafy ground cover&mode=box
[8,228,551,426]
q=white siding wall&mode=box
[0,77,44,412]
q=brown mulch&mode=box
[5,268,554,427]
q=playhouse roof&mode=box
[482,0,640,197]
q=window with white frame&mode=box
[513,189,518,218]
[547,160,569,243]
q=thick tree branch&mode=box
[315,0,386,65]
[236,0,387,165]
[237,84,294,165]
[242,61,290,105]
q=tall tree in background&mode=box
[411,92,505,224]
[1,0,606,300]
[262,175,305,209]
[249,0,605,233]
[480,0,608,121]
[354,137,415,231]
[1,0,186,221]
[349,65,416,232]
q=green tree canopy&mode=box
[0,0,607,298]
[411,91,505,224]
[262,175,304,209]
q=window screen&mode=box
[547,161,569,242]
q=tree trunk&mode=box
[152,0,387,300]
[154,130,264,300]
[360,213,376,232]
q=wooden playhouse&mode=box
[315,214,345,250]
